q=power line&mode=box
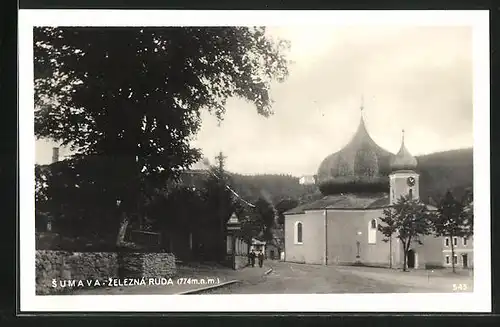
[191,161,256,208]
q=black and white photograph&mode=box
[19,10,490,312]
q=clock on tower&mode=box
[407,176,416,187]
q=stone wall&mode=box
[118,252,176,279]
[36,250,118,295]
[36,250,176,295]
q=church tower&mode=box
[389,130,419,204]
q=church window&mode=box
[453,237,458,246]
[409,189,413,200]
[295,222,303,244]
[445,255,450,264]
[445,238,449,247]
[368,219,377,244]
[463,238,468,246]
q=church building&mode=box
[284,110,473,269]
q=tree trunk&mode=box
[450,235,456,273]
[116,214,129,247]
[402,241,407,272]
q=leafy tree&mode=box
[237,206,263,253]
[254,197,275,241]
[199,152,236,260]
[275,198,299,225]
[34,27,289,241]
[377,206,398,269]
[431,190,473,272]
[378,195,432,271]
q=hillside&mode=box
[225,148,473,206]
[416,147,473,202]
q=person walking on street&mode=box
[250,249,256,267]
[258,250,264,268]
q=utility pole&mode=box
[215,151,227,262]
[389,235,393,269]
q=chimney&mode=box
[52,147,60,163]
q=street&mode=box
[199,261,474,294]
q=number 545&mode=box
[453,284,468,291]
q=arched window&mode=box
[409,189,413,200]
[295,222,303,244]
[368,219,377,244]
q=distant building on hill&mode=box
[299,175,316,185]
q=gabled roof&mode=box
[284,193,437,215]
[284,193,390,214]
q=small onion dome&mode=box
[391,130,417,171]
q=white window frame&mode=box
[294,221,303,245]
[368,219,377,244]
[444,238,449,247]
[445,255,450,264]
[453,255,458,264]
[463,237,468,246]
[453,237,458,246]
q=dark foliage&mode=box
[430,190,473,272]
[34,26,289,213]
[417,148,473,202]
[378,195,432,271]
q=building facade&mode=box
[284,113,473,269]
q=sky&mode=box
[35,25,473,176]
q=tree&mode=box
[377,207,398,269]
[378,195,432,271]
[431,190,473,273]
[34,27,289,240]
[237,207,262,253]
[275,198,299,225]
[254,197,275,242]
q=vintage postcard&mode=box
[19,9,490,313]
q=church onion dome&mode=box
[391,130,417,171]
[317,113,394,195]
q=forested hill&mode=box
[416,147,473,202]
[226,148,473,205]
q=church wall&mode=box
[284,211,325,265]
[326,209,397,267]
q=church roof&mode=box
[391,131,417,171]
[284,193,437,215]
[284,193,390,214]
[316,114,395,194]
